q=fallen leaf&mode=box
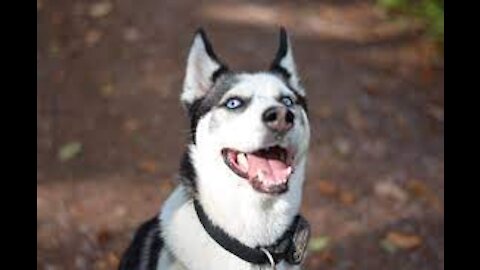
[123,27,140,42]
[85,29,103,47]
[319,250,336,265]
[380,239,398,254]
[138,160,158,174]
[407,179,443,212]
[361,75,382,96]
[58,142,82,162]
[106,252,120,268]
[89,2,113,18]
[318,180,338,196]
[100,82,114,97]
[308,236,329,252]
[123,118,140,133]
[96,228,112,246]
[346,106,368,131]
[374,181,408,203]
[159,179,174,192]
[383,231,422,250]
[420,65,433,86]
[333,137,352,157]
[338,190,356,206]
[406,180,429,198]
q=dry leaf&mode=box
[123,118,140,133]
[85,29,102,47]
[106,252,120,268]
[58,142,82,162]
[138,160,158,174]
[96,228,112,246]
[319,250,336,265]
[89,2,113,18]
[374,181,408,203]
[338,190,356,206]
[384,231,422,250]
[318,180,338,196]
[346,106,367,131]
[407,180,443,212]
[361,75,382,96]
[100,82,114,97]
[406,180,429,198]
[123,27,140,42]
[334,138,352,156]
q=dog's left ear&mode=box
[270,28,305,96]
[181,28,228,107]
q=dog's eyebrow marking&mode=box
[209,73,240,103]
[269,71,308,114]
[186,73,239,143]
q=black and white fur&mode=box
[119,28,310,270]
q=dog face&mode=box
[180,29,310,197]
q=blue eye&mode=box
[225,97,244,110]
[281,96,294,107]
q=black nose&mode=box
[262,106,294,132]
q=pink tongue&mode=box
[246,154,290,185]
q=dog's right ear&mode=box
[181,29,228,107]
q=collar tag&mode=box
[286,216,311,265]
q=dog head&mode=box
[180,28,310,199]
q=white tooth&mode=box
[237,153,249,171]
[257,170,265,182]
[286,167,292,175]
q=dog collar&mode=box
[193,198,310,267]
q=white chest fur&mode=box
[158,186,302,270]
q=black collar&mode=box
[193,198,310,266]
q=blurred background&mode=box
[37,0,444,269]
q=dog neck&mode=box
[189,146,306,248]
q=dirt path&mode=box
[37,0,443,269]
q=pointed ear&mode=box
[270,27,305,96]
[181,29,228,106]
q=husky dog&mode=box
[119,28,311,270]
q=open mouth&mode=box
[221,146,294,195]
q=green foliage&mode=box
[377,0,444,44]
[308,236,330,252]
[377,0,409,10]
